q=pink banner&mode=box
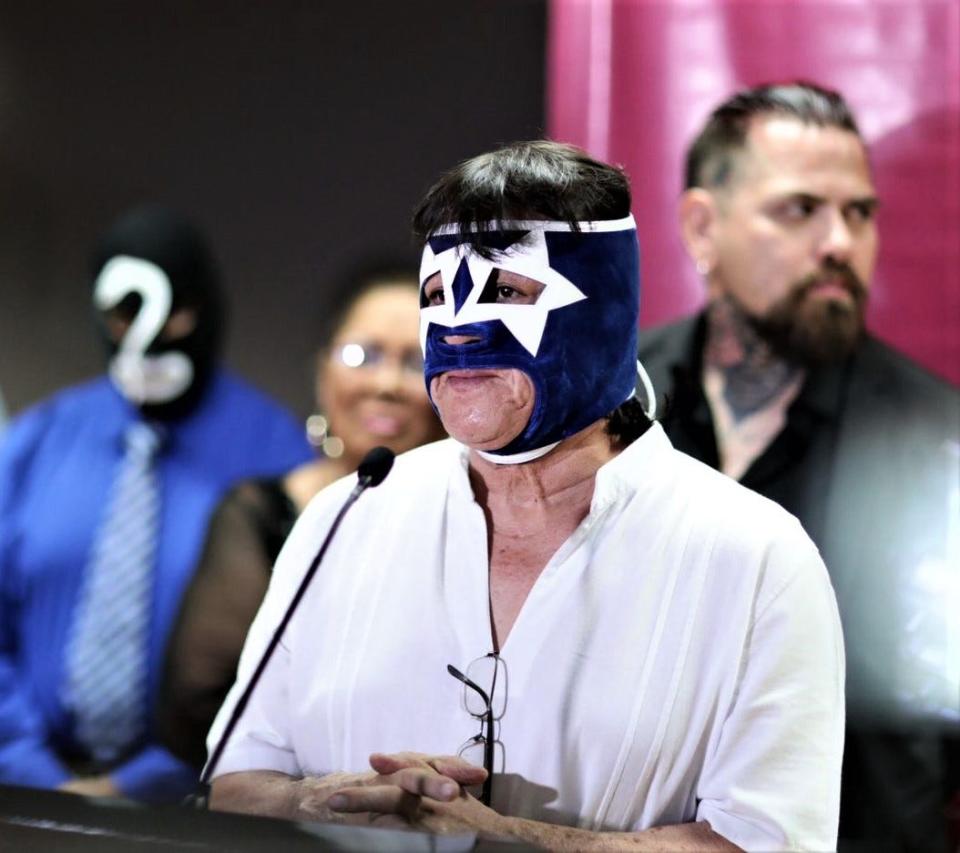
[548,0,960,386]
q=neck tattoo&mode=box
[703,297,802,423]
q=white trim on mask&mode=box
[474,441,560,465]
[636,358,657,419]
[429,214,636,236]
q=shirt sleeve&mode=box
[695,521,845,852]
[0,410,72,788]
[110,743,199,802]
[0,661,72,787]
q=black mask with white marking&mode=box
[91,206,224,420]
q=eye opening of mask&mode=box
[101,292,142,322]
[420,273,442,308]
[420,268,546,310]
[100,296,199,348]
[476,269,545,306]
[99,293,143,344]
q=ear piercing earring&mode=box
[695,258,711,276]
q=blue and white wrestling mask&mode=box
[419,215,640,463]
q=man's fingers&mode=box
[387,766,459,801]
[370,752,486,786]
[430,755,488,784]
[327,785,421,819]
[365,754,462,800]
[369,751,430,771]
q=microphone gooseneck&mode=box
[199,446,396,791]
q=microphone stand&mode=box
[191,447,395,805]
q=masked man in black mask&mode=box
[0,206,312,802]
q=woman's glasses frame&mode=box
[330,341,424,377]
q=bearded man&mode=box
[638,81,959,853]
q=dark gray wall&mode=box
[0,1,546,419]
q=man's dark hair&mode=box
[684,81,863,191]
[411,140,650,445]
[412,140,632,257]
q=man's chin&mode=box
[785,321,863,365]
[758,304,864,366]
[796,330,862,365]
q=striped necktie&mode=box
[64,420,163,765]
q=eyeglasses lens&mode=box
[464,654,506,719]
[335,343,423,375]
[458,734,505,775]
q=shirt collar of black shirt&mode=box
[661,310,851,500]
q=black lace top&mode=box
[156,478,298,767]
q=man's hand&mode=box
[58,775,121,798]
[213,764,741,851]
[211,756,491,831]
[323,751,504,835]
[213,769,383,823]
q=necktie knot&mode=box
[124,422,164,460]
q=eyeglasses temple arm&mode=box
[446,663,491,709]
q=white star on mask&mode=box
[419,229,586,356]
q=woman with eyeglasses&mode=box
[156,266,444,767]
[207,143,844,852]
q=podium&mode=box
[0,784,531,851]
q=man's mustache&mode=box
[795,260,868,304]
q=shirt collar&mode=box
[592,422,672,509]
[793,358,850,420]
[447,423,674,511]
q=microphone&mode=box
[198,446,396,793]
[356,445,394,489]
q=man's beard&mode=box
[750,260,868,366]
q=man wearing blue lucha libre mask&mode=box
[210,142,844,853]
[419,215,641,463]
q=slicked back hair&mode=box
[684,81,863,191]
[412,140,632,258]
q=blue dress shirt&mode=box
[0,370,312,802]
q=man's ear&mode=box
[678,188,718,276]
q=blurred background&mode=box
[0,0,957,421]
[0,0,547,417]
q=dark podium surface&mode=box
[0,785,532,851]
